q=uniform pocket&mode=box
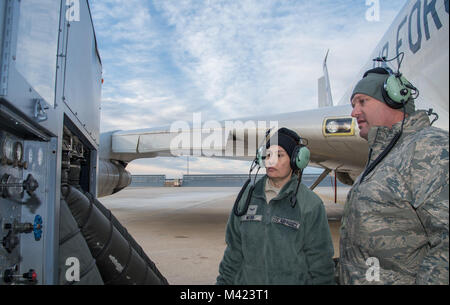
[270,215,302,252]
[240,215,264,257]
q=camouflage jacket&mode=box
[338,110,449,285]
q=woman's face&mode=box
[265,145,292,180]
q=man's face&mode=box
[351,94,395,140]
[265,145,292,180]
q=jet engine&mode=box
[97,159,131,198]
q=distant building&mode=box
[181,174,258,187]
[130,175,166,187]
[164,178,182,187]
[128,173,347,188]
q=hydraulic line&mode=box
[59,198,104,284]
[61,184,168,285]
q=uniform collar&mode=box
[265,178,281,194]
[254,174,299,201]
[367,110,431,153]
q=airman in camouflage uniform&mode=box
[338,68,449,285]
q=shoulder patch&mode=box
[247,205,258,215]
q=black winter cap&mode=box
[266,127,300,159]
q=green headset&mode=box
[382,70,413,108]
[369,53,418,109]
[290,144,311,171]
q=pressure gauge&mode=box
[2,137,15,161]
[14,142,23,162]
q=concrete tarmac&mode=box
[99,186,349,285]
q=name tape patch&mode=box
[271,216,300,230]
[240,215,263,222]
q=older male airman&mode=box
[338,68,449,285]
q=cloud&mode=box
[150,0,406,118]
[90,0,407,174]
[92,0,407,127]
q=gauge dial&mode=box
[14,142,23,162]
[2,137,14,161]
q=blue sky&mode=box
[90,0,407,178]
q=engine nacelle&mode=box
[97,160,132,198]
[336,171,356,186]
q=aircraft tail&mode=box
[318,50,333,108]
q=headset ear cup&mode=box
[383,75,411,108]
[292,146,310,170]
[381,83,399,109]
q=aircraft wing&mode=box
[100,104,368,184]
[98,0,449,196]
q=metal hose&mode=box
[59,198,104,284]
[61,184,168,285]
